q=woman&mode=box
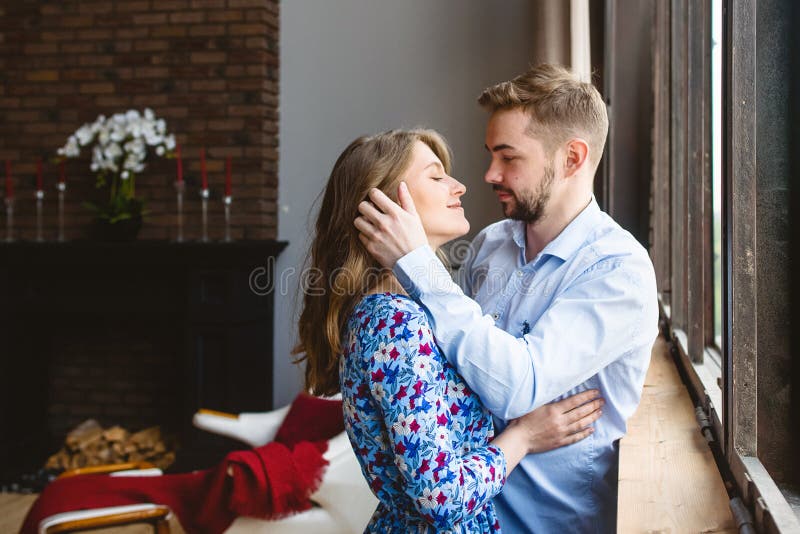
[295,129,603,532]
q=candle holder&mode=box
[174,180,185,242]
[200,188,209,242]
[4,197,14,243]
[56,182,66,242]
[35,189,44,242]
[223,195,233,242]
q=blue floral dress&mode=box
[340,293,506,533]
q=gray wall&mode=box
[602,0,653,247]
[276,0,538,406]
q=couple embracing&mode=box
[294,64,658,533]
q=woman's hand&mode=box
[509,389,604,454]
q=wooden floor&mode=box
[0,493,38,533]
[0,491,184,533]
[618,336,737,533]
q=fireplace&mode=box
[0,240,286,481]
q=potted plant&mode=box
[57,109,176,241]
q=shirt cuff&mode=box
[393,245,455,299]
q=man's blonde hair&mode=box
[478,63,609,165]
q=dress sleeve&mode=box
[364,300,506,530]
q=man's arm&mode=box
[393,245,656,419]
[355,186,658,420]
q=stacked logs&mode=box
[45,419,176,471]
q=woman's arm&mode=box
[493,388,604,472]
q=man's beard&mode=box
[495,164,555,223]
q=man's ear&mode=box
[564,138,590,178]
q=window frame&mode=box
[650,0,800,530]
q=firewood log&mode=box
[103,426,128,443]
[45,421,177,472]
[66,419,104,451]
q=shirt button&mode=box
[516,270,523,277]
[492,312,500,320]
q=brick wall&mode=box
[47,325,180,441]
[0,0,279,241]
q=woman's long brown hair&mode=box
[293,129,452,396]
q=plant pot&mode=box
[91,215,143,242]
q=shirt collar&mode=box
[511,196,603,262]
[511,220,527,251]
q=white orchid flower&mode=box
[104,142,122,159]
[60,109,175,190]
[110,126,125,142]
[142,125,159,145]
[132,138,146,155]
[98,128,110,146]
[75,125,93,146]
[128,122,142,139]
[59,136,81,157]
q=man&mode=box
[354,64,658,532]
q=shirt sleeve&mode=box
[394,245,659,420]
[365,301,506,530]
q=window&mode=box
[649,0,799,529]
[711,0,723,351]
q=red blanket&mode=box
[21,394,344,534]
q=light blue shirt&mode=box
[393,198,659,533]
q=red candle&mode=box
[4,160,12,199]
[200,148,208,190]
[59,159,66,184]
[176,144,184,184]
[225,156,232,197]
[36,159,43,191]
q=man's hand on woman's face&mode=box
[510,389,605,454]
[354,182,429,268]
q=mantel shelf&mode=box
[0,239,288,267]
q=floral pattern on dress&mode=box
[340,293,506,533]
